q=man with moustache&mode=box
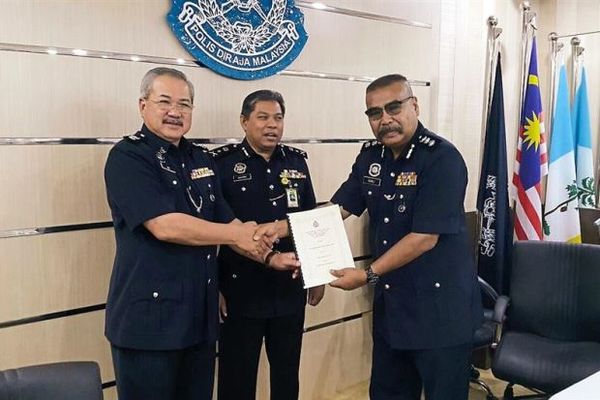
[212,90,325,400]
[327,74,482,400]
[104,68,282,400]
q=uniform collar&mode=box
[140,124,191,154]
[240,138,286,160]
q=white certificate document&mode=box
[287,205,355,288]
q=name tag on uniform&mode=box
[363,176,381,186]
[395,172,417,186]
[191,167,215,180]
[233,173,252,182]
[286,188,299,208]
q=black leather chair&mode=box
[470,276,509,400]
[0,361,103,400]
[491,241,600,399]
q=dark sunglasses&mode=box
[364,96,414,121]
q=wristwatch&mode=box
[264,250,280,268]
[365,266,380,286]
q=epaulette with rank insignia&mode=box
[190,141,210,153]
[280,144,308,159]
[417,133,438,151]
[361,139,381,151]
[210,143,240,159]
[124,131,145,143]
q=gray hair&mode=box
[140,67,195,102]
[366,74,412,96]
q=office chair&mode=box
[491,241,600,399]
[0,361,103,400]
[470,276,509,400]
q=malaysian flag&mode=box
[512,37,548,240]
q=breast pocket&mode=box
[361,178,382,211]
[188,175,217,219]
[395,187,417,219]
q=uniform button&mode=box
[383,217,389,223]
[384,284,390,290]
[368,191,372,196]
[181,163,185,168]
[383,240,388,245]
[207,278,211,284]
[152,292,159,299]
[241,187,246,191]
[267,168,271,173]
[434,282,441,288]
[172,180,177,185]
[207,254,211,260]
[269,184,274,190]
[208,183,212,188]
[272,201,277,206]
[232,274,238,279]
[399,194,404,199]
[390,172,395,177]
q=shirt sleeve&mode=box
[104,146,176,231]
[330,153,366,217]
[411,146,467,234]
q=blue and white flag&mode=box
[572,66,597,208]
[544,65,581,243]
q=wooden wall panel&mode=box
[254,314,373,400]
[0,229,113,322]
[0,311,113,382]
[0,52,431,140]
[0,146,111,230]
[0,142,370,235]
[294,8,433,79]
[103,387,117,400]
[304,260,373,328]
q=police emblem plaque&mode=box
[168,0,308,80]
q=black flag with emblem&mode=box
[476,53,512,295]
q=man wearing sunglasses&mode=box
[327,74,482,400]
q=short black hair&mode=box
[241,90,285,118]
[366,74,412,95]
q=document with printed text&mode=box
[287,205,355,288]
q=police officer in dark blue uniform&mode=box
[104,68,278,400]
[214,90,325,400]
[329,74,482,400]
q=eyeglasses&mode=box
[364,96,414,121]
[146,98,194,114]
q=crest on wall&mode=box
[168,0,308,80]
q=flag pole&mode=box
[570,37,583,104]
[547,32,563,141]
[519,1,535,122]
[480,17,502,167]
